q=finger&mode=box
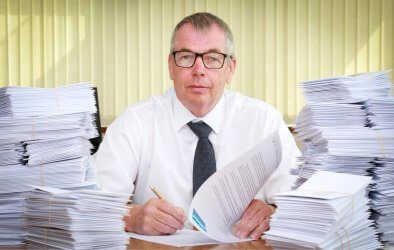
[238,204,266,229]
[123,214,132,230]
[249,217,270,240]
[241,199,273,221]
[241,199,262,220]
[235,210,265,239]
[156,201,187,225]
[235,200,274,239]
[148,214,178,234]
[134,218,163,235]
[152,208,184,231]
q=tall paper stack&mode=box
[0,83,99,245]
[292,70,394,246]
[366,97,394,245]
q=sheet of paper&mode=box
[127,229,223,247]
[188,130,282,242]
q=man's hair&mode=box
[170,12,235,56]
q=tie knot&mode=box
[188,121,212,138]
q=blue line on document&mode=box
[192,209,206,231]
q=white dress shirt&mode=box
[95,87,299,216]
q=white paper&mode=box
[188,130,282,242]
[128,229,222,247]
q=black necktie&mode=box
[188,121,216,196]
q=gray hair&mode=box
[170,12,235,57]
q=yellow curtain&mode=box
[1,0,393,126]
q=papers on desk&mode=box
[293,70,394,246]
[188,129,282,242]
[24,186,130,249]
[264,171,381,249]
[0,83,99,246]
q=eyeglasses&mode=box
[172,51,230,69]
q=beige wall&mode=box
[1,0,393,126]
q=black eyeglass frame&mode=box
[172,51,232,69]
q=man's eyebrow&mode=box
[175,48,224,53]
[176,48,193,52]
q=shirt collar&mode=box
[172,89,225,134]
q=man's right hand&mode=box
[124,198,187,235]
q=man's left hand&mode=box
[232,199,275,240]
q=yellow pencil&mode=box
[149,185,166,201]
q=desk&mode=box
[0,239,271,250]
[128,238,271,249]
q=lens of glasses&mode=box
[174,51,226,69]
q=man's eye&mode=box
[181,55,192,60]
[206,56,220,62]
[180,55,193,60]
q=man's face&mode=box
[168,23,236,117]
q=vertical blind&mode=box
[0,0,393,126]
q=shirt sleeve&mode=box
[94,109,141,195]
[255,118,300,204]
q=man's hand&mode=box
[124,198,187,235]
[232,199,275,240]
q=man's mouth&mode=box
[188,85,209,93]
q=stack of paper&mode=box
[366,97,394,129]
[295,103,367,131]
[24,186,130,249]
[365,92,394,245]
[292,102,373,182]
[0,83,96,116]
[0,158,96,194]
[296,127,394,158]
[0,113,98,143]
[370,159,394,245]
[300,70,391,104]
[24,137,93,166]
[264,171,381,249]
[292,155,375,181]
[293,70,394,246]
[0,83,99,246]
[291,125,393,183]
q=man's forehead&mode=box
[174,23,227,52]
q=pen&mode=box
[149,185,166,201]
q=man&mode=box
[95,12,299,240]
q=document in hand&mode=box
[188,129,282,242]
[264,171,381,249]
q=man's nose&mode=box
[192,56,206,76]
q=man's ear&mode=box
[168,54,174,80]
[226,57,237,84]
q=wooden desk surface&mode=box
[0,239,271,250]
[128,238,272,250]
